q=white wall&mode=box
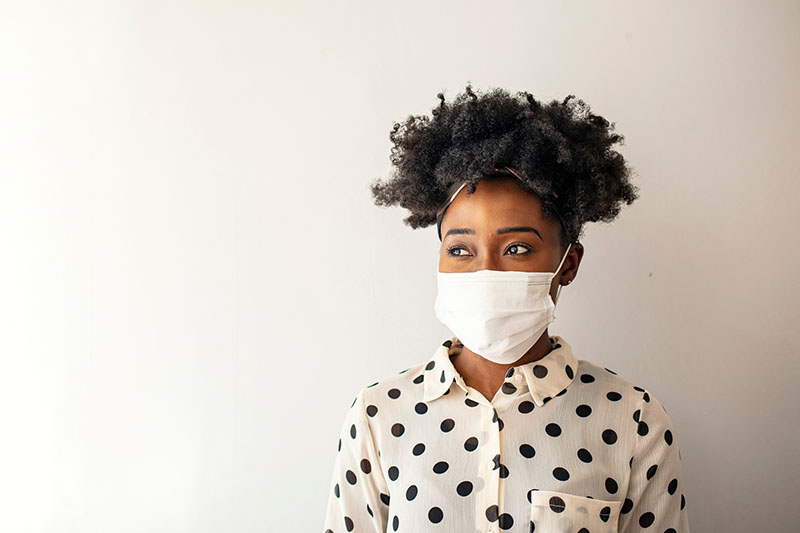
[1,1,798,531]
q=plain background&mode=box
[1,1,798,531]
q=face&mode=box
[438,176,583,299]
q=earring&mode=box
[566,279,573,284]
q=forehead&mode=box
[443,176,549,226]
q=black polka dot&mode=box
[425,361,435,370]
[578,529,589,533]
[600,506,611,522]
[414,402,428,414]
[546,423,562,437]
[413,374,424,384]
[668,478,678,494]
[334,483,340,497]
[605,477,618,494]
[456,480,473,496]
[638,421,650,436]
[464,437,479,452]
[577,448,592,463]
[502,382,517,395]
[391,423,404,437]
[549,496,565,512]
[413,442,425,456]
[643,391,650,402]
[633,409,640,422]
[440,418,455,432]
[387,388,401,399]
[552,467,569,481]
[350,424,357,439]
[518,401,535,414]
[576,404,592,417]
[433,461,449,474]
[406,485,417,500]
[392,514,399,531]
[520,444,536,458]
[465,398,479,407]
[367,503,373,517]
[486,504,499,522]
[491,453,500,470]
[440,369,446,383]
[366,404,378,417]
[580,374,595,383]
[498,513,514,530]
[388,465,399,481]
[602,429,618,444]
[505,368,514,378]
[681,493,685,510]
[380,492,390,506]
[665,429,673,445]
[499,463,509,478]
[428,507,443,524]
[607,391,622,401]
[621,498,633,513]
[665,529,676,533]
[360,459,371,474]
[337,438,341,452]
[639,511,655,527]
[565,365,574,379]
[533,365,548,378]
[345,469,356,485]
[646,464,658,480]
[344,515,354,531]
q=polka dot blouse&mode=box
[323,335,689,532]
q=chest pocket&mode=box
[529,490,622,533]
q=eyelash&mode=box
[446,243,533,257]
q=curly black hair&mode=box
[369,84,639,250]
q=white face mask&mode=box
[434,242,572,365]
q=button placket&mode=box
[480,403,502,533]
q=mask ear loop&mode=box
[553,242,573,305]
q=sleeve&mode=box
[322,388,390,533]
[619,389,690,533]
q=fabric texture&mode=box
[323,335,689,533]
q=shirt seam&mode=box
[625,388,648,496]
[358,388,391,492]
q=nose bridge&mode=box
[475,237,500,271]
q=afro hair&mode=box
[369,83,639,249]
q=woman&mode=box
[323,85,689,533]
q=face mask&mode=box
[434,242,572,365]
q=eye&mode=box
[506,243,532,256]
[446,245,472,257]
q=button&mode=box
[514,374,522,382]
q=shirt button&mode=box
[514,374,522,382]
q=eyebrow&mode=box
[444,226,544,242]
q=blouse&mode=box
[323,335,689,532]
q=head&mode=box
[370,83,639,291]
[437,173,584,303]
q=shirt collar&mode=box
[422,335,578,407]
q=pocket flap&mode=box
[529,490,622,532]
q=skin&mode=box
[438,175,585,403]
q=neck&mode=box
[450,329,553,401]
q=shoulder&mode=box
[359,360,429,406]
[575,358,679,431]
